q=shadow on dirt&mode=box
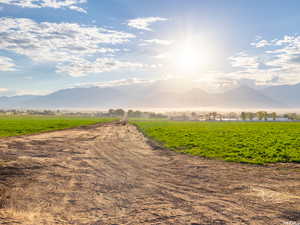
[280,210,300,222]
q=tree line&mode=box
[240,111,299,121]
[105,109,167,119]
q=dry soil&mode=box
[0,122,299,225]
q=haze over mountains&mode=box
[0,81,299,109]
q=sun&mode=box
[176,43,200,73]
[169,39,214,75]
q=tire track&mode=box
[0,122,299,224]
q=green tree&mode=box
[211,112,217,121]
[263,112,268,121]
[248,112,255,121]
[241,112,247,121]
[287,113,297,121]
[218,113,223,121]
[228,112,238,120]
[257,111,264,120]
[271,112,277,121]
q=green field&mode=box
[134,121,300,164]
[0,116,116,137]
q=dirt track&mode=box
[0,122,299,225]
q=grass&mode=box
[0,116,116,137]
[134,121,300,164]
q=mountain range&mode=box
[0,81,299,109]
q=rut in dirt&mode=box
[0,122,299,225]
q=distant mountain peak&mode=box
[1,82,299,109]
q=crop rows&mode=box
[134,121,300,164]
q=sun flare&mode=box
[176,44,200,72]
[170,39,214,75]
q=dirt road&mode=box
[0,122,299,225]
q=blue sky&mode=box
[1,0,300,96]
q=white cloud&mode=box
[15,89,51,96]
[69,5,87,13]
[251,39,271,48]
[154,52,170,59]
[127,17,168,31]
[74,78,154,88]
[0,87,17,96]
[56,58,144,77]
[141,39,173,46]
[0,0,87,13]
[228,35,300,85]
[0,17,137,76]
[274,35,297,46]
[0,56,16,71]
[0,87,51,96]
[0,18,133,62]
[0,88,8,92]
[229,52,259,70]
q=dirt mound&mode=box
[0,122,299,224]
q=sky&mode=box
[1,0,300,96]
